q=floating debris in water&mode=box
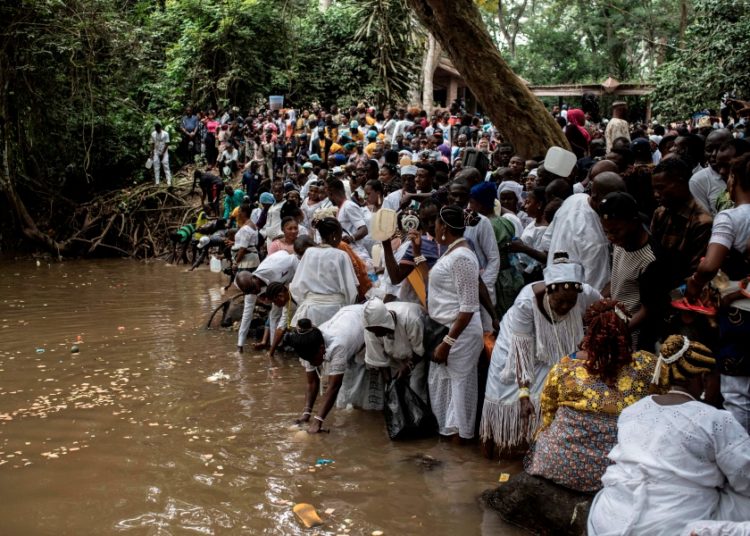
[293,503,323,528]
[206,370,230,382]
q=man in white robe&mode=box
[542,172,626,292]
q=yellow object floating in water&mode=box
[498,473,510,483]
[293,503,323,528]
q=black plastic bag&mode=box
[384,379,437,440]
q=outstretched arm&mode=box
[308,374,344,434]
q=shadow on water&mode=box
[0,259,524,535]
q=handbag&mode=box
[422,315,448,359]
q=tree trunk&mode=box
[405,0,568,157]
[421,33,442,115]
[678,0,688,49]
[319,0,332,12]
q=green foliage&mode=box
[482,0,689,86]
[290,2,383,108]
[353,0,419,107]
[0,0,156,191]
[652,0,750,118]
[0,0,416,208]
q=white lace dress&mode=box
[479,283,600,449]
[588,397,750,536]
[427,246,483,439]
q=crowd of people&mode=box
[165,100,750,535]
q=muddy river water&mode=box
[0,259,523,535]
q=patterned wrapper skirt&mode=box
[524,406,618,493]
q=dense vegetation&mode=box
[1,0,748,253]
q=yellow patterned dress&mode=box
[524,351,658,492]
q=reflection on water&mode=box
[0,259,523,535]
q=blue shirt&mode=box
[181,114,199,133]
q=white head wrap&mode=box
[497,180,524,201]
[543,255,584,287]
[363,298,394,330]
[401,165,418,177]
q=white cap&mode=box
[401,165,418,176]
[544,146,576,178]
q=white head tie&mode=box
[543,255,584,288]
[651,336,690,385]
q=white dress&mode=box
[543,193,611,292]
[427,246,483,439]
[589,397,750,536]
[300,305,383,411]
[289,246,358,328]
[519,220,547,274]
[337,199,372,259]
[479,283,601,449]
[232,223,259,270]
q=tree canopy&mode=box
[1,0,749,253]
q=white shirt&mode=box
[689,165,725,216]
[393,119,414,140]
[364,302,425,369]
[151,130,169,154]
[262,200,286,243]
[464,214,501,292]
[219,148,239,164]
[710,204,750,311]
[382,189,404,211]
[303,305,365,376]
[253,250,299,285]
[543,193,611,291]
[233,224,259,269]
[382,118,397,141]
[338,200,371,257]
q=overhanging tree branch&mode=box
[405,0,569,156]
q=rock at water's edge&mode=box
[481,472,593,536]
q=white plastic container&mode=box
[210,256,222,273]
[269,95,284,110]
[544,146,577,178]
[370,209,398,242]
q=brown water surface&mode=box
[0,259,523,535]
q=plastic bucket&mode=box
[269,96,284,110]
